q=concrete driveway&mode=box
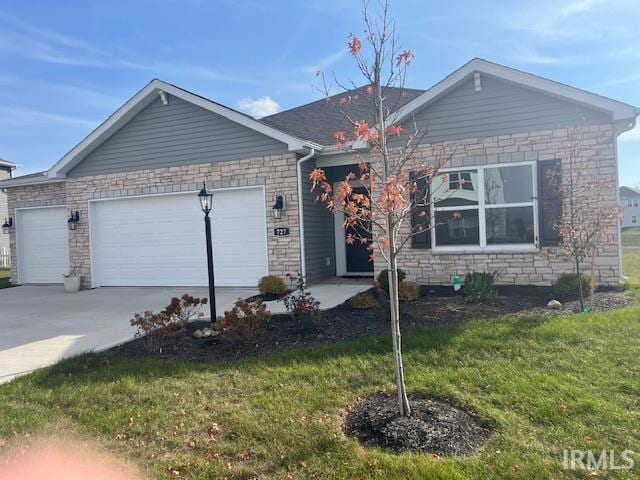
[0,285,254,384]
[0,281,369,384]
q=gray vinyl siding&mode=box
[301,159,335,281]
[68,96,289,177]
[392,74,612,146]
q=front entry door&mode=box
[340,186,374,276]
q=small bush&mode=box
[398,282,421,302]
[215,298,271,343]
[463,272,499,304]
[376,268,406,294]
[130,294,208,352]
[282,272,322,331]
[258,275,286,296]
[351,291,379,310]
[553,273,595,300]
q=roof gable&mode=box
[48,79,316,178]
[391,59,638,129]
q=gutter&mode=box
[296,147,315,281]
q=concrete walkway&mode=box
[0,281,369,384]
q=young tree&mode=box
[553,125,622,310]
[309,1,460,416]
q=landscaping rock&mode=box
[546,299,562,310]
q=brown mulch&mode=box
[109,285,633,362]
[342,391,491,455]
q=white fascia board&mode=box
[47,79,316,178]
[390,58,639,126]
[0,174,66,188]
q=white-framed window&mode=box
[633,216,638,224]
[628,199,633,207]
[430,162,537,251]
[634,199,639,207]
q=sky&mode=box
[0,0,638,185]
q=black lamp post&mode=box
[198,182,216,324]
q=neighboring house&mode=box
[620,186,640,227]
[0,58,637,289]
[0,158,17,267]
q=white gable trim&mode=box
[389,58,639,127]
[48,79,319,178]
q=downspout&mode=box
[296,147,315,281]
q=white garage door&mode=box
[90,188,268,287]
[17,207,70,284]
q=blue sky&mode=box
[0,0,638,185]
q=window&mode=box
[430,163,536,249]
[633,216,638,224]
[634,199,639,207]
[629,199,633,207]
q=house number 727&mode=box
[273,227,290,236]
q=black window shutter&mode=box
[410,171,431,249]
[537,159,562,246]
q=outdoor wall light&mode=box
[68,211,80,230]
[272,194,285,220]
[1,217,12,234]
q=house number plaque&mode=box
[273,227,290,236]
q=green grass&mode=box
[622,227,640,247]
[0,268,10,288]
[1,286,639,479]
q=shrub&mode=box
[376,268,406,294]
[130,294,208,352]
[215,298,271,343]
[258,275,286,296]
[463,271,499,304]
[351,291,379,310]
[553,273,595,300]
[398,282,421,302]
[282,272,321,331]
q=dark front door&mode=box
[345,187,374,274]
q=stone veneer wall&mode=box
[6,154,301,288]
[6,181,67,281]
[374,125,620,286]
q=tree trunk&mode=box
[387,238,411,417]
[575,257,585,311]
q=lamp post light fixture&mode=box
[67,211,80,230]
[1,217,12,235]
[272,193,285,220]
[198,182,217,325]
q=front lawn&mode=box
[1,286,639,479]
[0,268,10,289]
[622,227,640,247]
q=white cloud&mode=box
[620,126,640,142]
[237,96,280,117]
[302,48,347,74]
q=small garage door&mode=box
[90,188,268,287]
[17,207,70,284]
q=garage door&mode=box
[90,188,268,287]
[17,207,70,283]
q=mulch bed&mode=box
[342,391,491,455]
[109,285,633,362]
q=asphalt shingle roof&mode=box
[262,86,425,146]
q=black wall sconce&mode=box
[68,211,80,230]
[1,217,12,235]
[272,194,285,220]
